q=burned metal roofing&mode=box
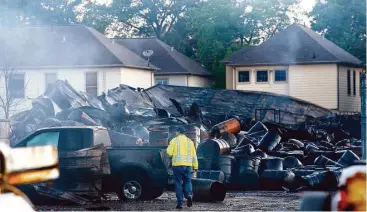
[225,24,363,67]
[115,38,212,76]
[0,25,157,70]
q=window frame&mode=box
[45,73,58,91]
[238,70,250,83]
[256,70,269,83]
[9,73,25,99]
[274,69,288,83]
[353,70,356,96]
[85,72,98,96]
[347,69,351,96]
[155,77,169,85]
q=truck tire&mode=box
[117,172,150,201]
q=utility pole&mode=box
[361,69,366,160]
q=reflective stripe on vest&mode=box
[172,136,193,164]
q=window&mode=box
[45,73,57,90]
[347,70,351,96]
[27,131,60,147]
[86,72,98,96]
[155,78,169,85]
[275,70,287,82]
[256,70,268,82]
[9,74,25,99]
[238,71,250,82]
[353,71,356,96]
[59,130,84,151]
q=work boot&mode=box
[176,205,183,209]
[187,196,193,208]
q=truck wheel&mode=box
[117,174,148,201]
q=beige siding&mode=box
[188,76,211,87]
[226,66,234,89]
[338,66,361,112]
[289,64,338,109]
[103,68,121,92]
[0,67,128,118]
[163,75,188,86]
[233,66,289,95]
[120,67,153,89]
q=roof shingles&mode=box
[0,25,154,69]
[115,38,212,76]
[225,24,363,67]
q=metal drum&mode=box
[197,139,230,159]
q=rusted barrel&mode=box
[218,155,235,183]
[197,139,230,159]
[292,169,316,177]
[251,149,268,158]
[259,170,295,190]
[192,179,226,202]
[221,132,237,148]
[259,157,283,173]
[235,155,261,174]
[198,157,217,170]
[196,170,225,183]
[336,150,360,167]
[258,131,281,153]
[302,170,341,191]
[288,139,304,149]
[211,118,241,138]
[305,143,319,154]
[314,155,343,168]
[282,156,303,170]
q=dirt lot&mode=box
[36,191,302,211]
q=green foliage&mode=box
[310,0,366,63]
[2,0,364,88]
[0,0,82,27]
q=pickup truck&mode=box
[15,126,169,201]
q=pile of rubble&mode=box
[9,80,363,192]
[197,118,363,191]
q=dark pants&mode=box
[172,166,193,205]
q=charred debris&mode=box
[10,80,363,191]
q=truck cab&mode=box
[15,126,169,201]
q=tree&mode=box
[0,65,29,119]
[310,0,366,63]
[83,0,199,38]
[0,0,82,27]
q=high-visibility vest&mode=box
[166,134,198,169]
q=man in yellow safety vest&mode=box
[167,127,198,209]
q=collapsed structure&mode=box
[9,80,363,192]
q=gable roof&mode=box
[225,24,363,67]
[115,38,212,76]
[0,25,157,70]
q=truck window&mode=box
[59,130,84,151]
[27,132,60,147]
[94,129,111,147]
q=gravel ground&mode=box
[36,191,302,211]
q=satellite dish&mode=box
[143,50,154,57]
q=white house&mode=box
[0,25,157,118]
[115,38,212,87]
[224,24,364,112]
